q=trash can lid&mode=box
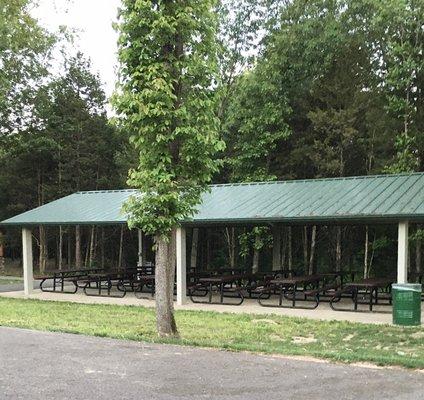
[392,283,422,292]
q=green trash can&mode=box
[392,283,422,326]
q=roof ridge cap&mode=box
[209,172,423,187]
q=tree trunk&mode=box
[224,227,236,269]
[39,226,47,273]
[0,231,5,274]
[167,229,176,312]
[335,226,342,272]
[230,227,235,268]
[364,225,369,279]
[280,227,287,270]
[155,233,178,338]
[84,229,90,268]
[368,230,377,276]
[252,249,259,274]
[190,228,199,270]
[89,226,96,267]
[272,225,281,271]
[206,229,211,269]
[308,225,317,275]
[58,226,63,270]
[75,225,82,268]
[101,227,105,269]
[67,228,71,268]
[416,225,422,274]
[303,226,309,273]
[118,225,124,269]
[287,227,292,271]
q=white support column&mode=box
[22,228,34,296]
[397,221,409,284]
[176,227,187,305]
[137,229,143,266]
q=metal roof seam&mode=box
[344,174,402,215]
[377,174,423,214]
[318,175,393,216]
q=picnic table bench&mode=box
[79,271,130,298]
[35,267,105,293]
[258,274,323,309]
[330,277,393,312]
[189,274,245,305]
[132,274,156,299]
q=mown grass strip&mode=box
[0,297,423,369]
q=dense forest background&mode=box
[0,0,423,278]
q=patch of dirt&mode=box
[351,362,387,370]
[251,319,279,325]
[411,331,424,339]
[342,334,355,342]
[292,335,317,344]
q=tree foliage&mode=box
[0,54,124,221]
[114,0,224,236]
[0,0,55,135]
[1,0,423,301]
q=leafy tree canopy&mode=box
[114,0,225,236]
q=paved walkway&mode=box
[0,327,422,400]
[0,282,38,293]
[2,288,423,325]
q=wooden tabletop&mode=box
[47,267,104,275]
[198,274,243,284]
[345,278,393,288]
[270,275,321,285]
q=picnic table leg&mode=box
[354,288,358,311]
[220,283,224,304]
[279,285,283,306]
[208,283,212,303]
[292,284,296,307]
[61,273,65,292]
[369,288,374,311]
[53,273,57,292]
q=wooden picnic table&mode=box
[191,274,245,305]
[262,274,322,308]
[35,267,105,293]
[79,272,128,298]
[321,270,360,286]
[132,274,156,299]
[187,271,213,283]
[331,277,394,312]
[269,274,322,287]
[198,274,244,284]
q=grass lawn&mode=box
[0,297,423,369]
[0,278,22,285]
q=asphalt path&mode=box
[0,282,38,293]
[0,327,423,400]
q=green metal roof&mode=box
[2,173,424,226]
